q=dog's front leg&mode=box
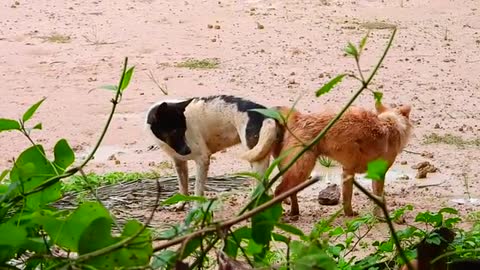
[194,156,210,199]
[171,158,189,211]
[372,177,385,218]
[342,171,357,217]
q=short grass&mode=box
[318,156,334,168]
[62,171,160,193]
[423,133,480,147]
[42,33,71,43]
[360,21,397,30]
[175,58,219,69]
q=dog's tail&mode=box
[240,118,278,162]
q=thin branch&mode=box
[79,168,121,231]
[153,177,320,252]
[352,179,413,270]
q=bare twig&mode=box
[147,70,168,95]
[352,180,413,270]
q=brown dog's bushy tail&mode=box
[240,118,278,162]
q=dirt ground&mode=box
[1,0,480,252]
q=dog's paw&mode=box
[281,215,299,223]
[343,210,359,217]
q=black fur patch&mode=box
[199,95,267,149]
[147,99,193,155]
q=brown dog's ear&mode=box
[399,105,411,118]
[375,102,388,113]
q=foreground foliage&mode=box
[1,30,479,270]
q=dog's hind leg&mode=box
[372,173,386,218]
[275,150,317,217]
[342,170,357,217]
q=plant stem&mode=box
[352,180,412,270]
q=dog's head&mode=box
[375,102,411,119]
[146,99,193,156]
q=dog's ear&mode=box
[147,102,168,124]
[173,99,193,112]
[398,105,411,118]
[375,102,388,113]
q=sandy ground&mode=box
[1,0,480,252]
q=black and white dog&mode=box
[145,95,280,202]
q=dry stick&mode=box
[352,180,412,270]
[152,176,320,252]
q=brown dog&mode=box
[273,103,413,217]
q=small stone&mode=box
[288,78,296,85]
[318,184,340,205]
[421,151,434,159]
[290,71,296,76]
[114,160,121,165]
[214,25,221,29]
[400,160,407,165]
[207,24,213,29]
[434,123,441,129]
[256,22,264,29]
[397,174,410,180]
[211,38,217,42]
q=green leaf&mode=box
[359,31,370,53]
[365,159,389,181]
[53,139,75,172]
[161,193,207,206]
[0,118,20,132]
[251,194,282,246]
[315,74,346,97]
[444,217,461,228]
[235,171,262,182]
[292,243,337,270]
[120,66,135,91]
[0,222,28,262]
[275,223,305,238]
[22,98,46,123]
[439,207,458,215]
[100,85,118,91]
[345,42,359,58]
[373,91,383,104]
[9,145,60,209]
[224,227,252,258]
[415,211,443,227]
[328,227,345,237]
[152,250,177,269]
[0,170,9,182]
[32,123,43,130]
[39,202,113,251]
[0,222,27,246]
[78,217,115,254]
[250,108,284,124]
[118,220,152,264]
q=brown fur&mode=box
[273,103,413,216]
